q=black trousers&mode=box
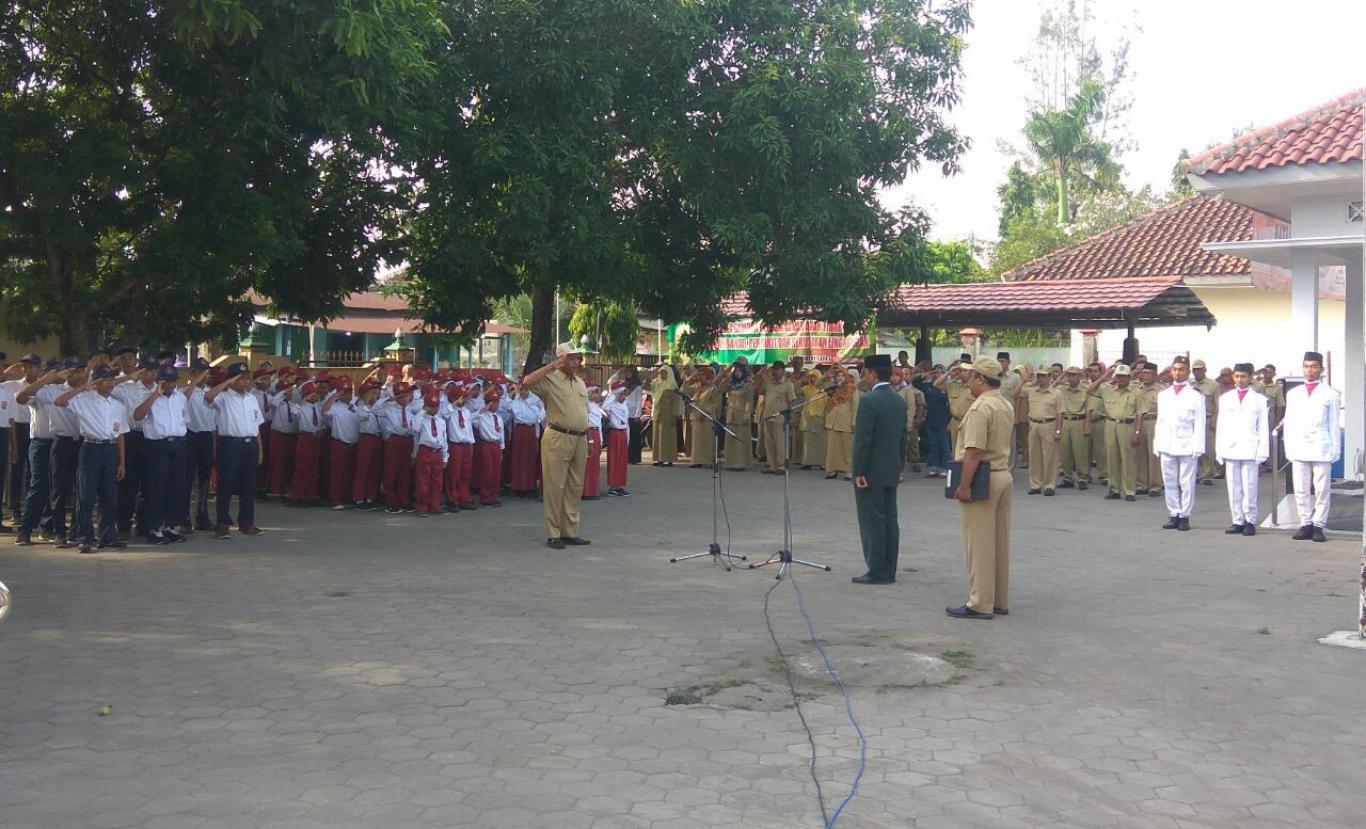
[117,430,148,533]
[74,442,118,548]
[183,430,214,526]
[0,427,8,524]
[854,484,900,582]
[216,437,257,528]
[145,437,187,533]
[21,437,52,534]
[8,422,28,524]
[48,435,81,538]
[628,418,643,464]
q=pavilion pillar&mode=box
[1345,255,1364,481]
[915,324,932,365]
[1290,249,1320,350]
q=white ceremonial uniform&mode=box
[1283,381,1341,528]
[411,412,449,463]
[141,390,189,440]
[1153,381,1206,519]
[473,409,505,448]
[212,389,265,437]
[1215,387,1269,527]
[67,392,130,441]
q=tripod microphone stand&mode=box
[670,391,748,570]
[750,391,833,580]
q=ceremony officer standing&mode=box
[947,358,1015,620]
[134,364,189,544]
[523,346,592,549]
[1216,363,1269,536]
[850,355,907,585]
[1283,351,1339,543]
[1017,365,1062,495]
[1190,360,1220,485]
[1057,367,1091,490]
[54,365,128,554]
[1089,364,1142,501]
[1153,356,1205,531]
[205,363,265,539]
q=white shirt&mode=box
[66,391,130,441]
[356,401,381,436]
[141,390,189,440]
[444,404,475,444]
[186,386,218,433]
[1283,381,1341,463]
[374,399,414,440]
[1153,382,1206,457]
[0,382,14,427]
[1215,387,1270,463]
[24,383,53,438]
[212,389,265,437]
[295,401,325,435]
[42,385,80,438]
[251,388,272,422]
[508,395,544,427]
[587,401,604,431]
[473,409,504,447]
[269,391,299,434]
[2,380,29,425]
[326,399,362,444]
[604,397,629,430]
[113,380,156,432]
[411,411,449,462]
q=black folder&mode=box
[944,461,990,499]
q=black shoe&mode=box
[1043,489,1055,497]
[851,575,891,585]
[1292,525,1314,541]
[993,607,1009,616]
[824,473,837,479]
[1312,527,1326,543]
[401,506,415,513]
[149,532,171,545]
[1242,524,1256,537]
[616,489,630,497]
[546,538,566,550]
[1224,524,1245,534]
[945,605,993,620]
[1162,517,1180,530]
[485,500,502,508]
[215,524,232,540]
[1124,495,1135,502]
[561,536,591,546]
[98,540,127,550]
[1177,517,1190,531]
[1104,492,1120,500]
[55,536,72,549]
[1057,480,1074,489]
[1077,482,1088,491]
[689,463,705,469]
[385,506,401,514]
[239,525,263,536]
[15,532,32,546]
[78,544,94,554]
[1027,488,1041,495]
[1148,490,1162,498]
[1134,488,1148,496]
[164,531,187,544]
[459,503,477,511]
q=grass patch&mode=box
[940,649,974,669]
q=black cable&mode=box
[763,577,829,828]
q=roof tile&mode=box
[1186,88,1365,175]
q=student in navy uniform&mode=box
[135,364,189,544]
[112,355,158,539]
[4,354,39,530]
[45,356,89,547]
[54,365,129,554]
[204,362,265,539]
[13,354,55,546]
[182,358,217,533]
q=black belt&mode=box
[1062,414,1087,421]
[1028,418,1055,424]
[548,423,586,437]
[221,436,258,443]
[1108,417,1134,424]
[83,438,117,445]
[147,436,186,442]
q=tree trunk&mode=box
[524,284,555,374]
[51,251,90,355]
[1055,160,1069,225]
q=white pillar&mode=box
[1345,255,1364,481]
[1290,249,1319,351]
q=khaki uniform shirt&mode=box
[724,384,753,426]
[1191,378,1219,420]
[761,379,795,417]
[1058,384,1090,417]
[825,391,858,432]
[1024,386,1063,421]
[527,369,588,432]
[956,389,1014,468]
[1097,384,1143,421]
[946,381,973,421]
[1253,379,1284,413]
[1139,384,1161,418]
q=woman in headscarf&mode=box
[799,368,828,470]
[721,363,754,470]
[649,365,679,466]
[684,366,721,467]
[823,366,858,480]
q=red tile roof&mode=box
[878,277,1215,328]
[1185,88,1366,175]
[1001,196,1283,282]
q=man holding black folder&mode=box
[850,354,907,585]
[947,358,1015,620]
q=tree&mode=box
[568,301,639,365]
[400,0,973,369]
[1023,79,1120,224]
[0,1,445,352]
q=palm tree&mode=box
[1024,78,1120,225]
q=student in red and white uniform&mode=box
[604,382,631,496]
[583,386,604,500]
[352,381,384,510]
[268,371,299,498]
[375,382,416,514]
[288,381,325,505]
[506,384,544,496]
[444,382,477,511]
[410,386,449,516]
[322,377,361,510]
[472,387,505,508]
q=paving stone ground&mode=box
[1,461,1364,828]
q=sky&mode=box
[880,0,1366,244]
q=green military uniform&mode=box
[800,377,828,468]
[760,374,795,472]
[852,380,908,582]
[1135,382,1161,495]
[1191,375,1219,482]
[1097,380,1143,497]
[955,370,1015,615]
[722,381,754,470]
[1057,375,1091,488]
[1022,380,1063,492]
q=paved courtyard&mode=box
[1,462,1363,828]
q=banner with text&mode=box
[692,319,871,365]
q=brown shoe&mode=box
[215,524,232,540]
[239,524,263,536]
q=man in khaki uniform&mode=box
[759,361,795,473]
[1057,366,1091,490]
[1134,363,1163,497]
[939,359,974,457]
[1253,364,1285,470]
[947,358,1015,620]
[1089,363,1143,501]
[1086,363,1108,484]
[1016,365,1063,495]
[1190,359,1220,485]
[523,346,592,549]
[897,368,925,472]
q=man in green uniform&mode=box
[1016,365,1063,495]
[851,354,907,585]
[759,361,795,474]
[1057,366,1091,490]
[1088,363,1143,501]
[947,358,1015,620]
[1190,359,1220,485]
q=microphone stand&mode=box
[750,389,833,579]
[670,390,748,570]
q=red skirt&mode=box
[270,431,296,495]
[328,439,357,506]
[607,427,629,488]
[476,440,503,504]
[509,423,539,491]
[583,428,602,497]
[352,434,383,503]
[290,432,321,501]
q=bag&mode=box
[944,461,990,500]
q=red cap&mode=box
[393,381,413,397]
[336,377,354,392]
[435,369,450,383]
[610,380,626,391]
[358,380,380,394]
[484,388,501,402]
[315,368,331,379]
[300,381,320,398]
[414,367,432,382]
[422,386,440,404]
[253,366,273,379]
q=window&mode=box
[1350,201,1363,223]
